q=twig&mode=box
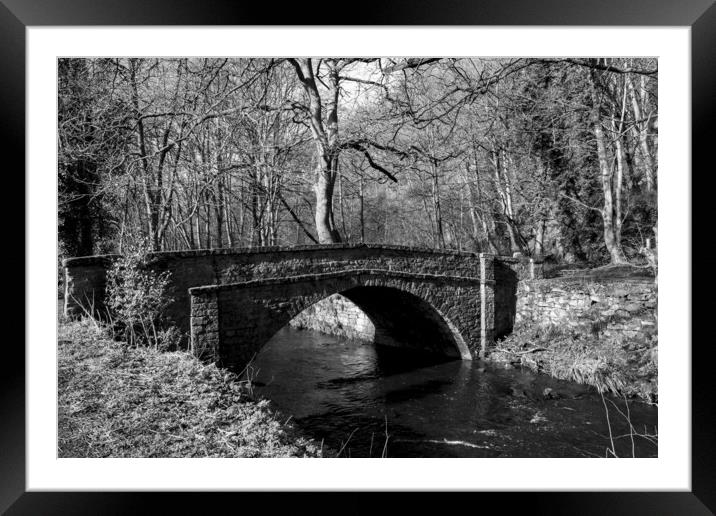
[382,415,389,458]
[623,393,635,457]
[559,193,603,214]
[336,428,359,457]
[600,391,617,457]
[494,347,547,355]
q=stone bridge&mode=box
[63,244,538,370]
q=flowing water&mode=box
[250,327,658,458]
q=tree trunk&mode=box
[535,219,546,258]
[431,163,445,249]
[313,156,340,243]
[627,73,656,191]
[129,59,159,251]
[467,161,498,254]
[359,173,365,243]
[338,165,349,240]
[589,69,628,264]
[492,149,523,255]
[289,58,342,243]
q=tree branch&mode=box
[277,192,318,244]
[361,150,398,183]
[383,58,442,74]
[560,193,604,214]
[544,58,657,76]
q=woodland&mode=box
[58,57,658,265]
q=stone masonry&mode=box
[283,255,538,349]
[64,244,539,371]
[516,277,657,339]
[189,269,480,370]
[289,293,376,342]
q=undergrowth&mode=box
[105,245,180,350]
[58,317,322,458]
[490,324,657,402]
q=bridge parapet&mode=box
[63,244,484,323]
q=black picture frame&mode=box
[5,0,713,513]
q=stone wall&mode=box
[515,277,657,339]
[288,293,375,342]
[63,257,113,317]
[493,256,542,338]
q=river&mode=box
[250,327,658,458]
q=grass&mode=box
[58,317,323,458]
[489,324,658,402]
[490,322,658,457]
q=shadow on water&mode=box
[248,327,658,458]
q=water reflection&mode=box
[250,327,658,458]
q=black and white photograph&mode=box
[0,0,706,506]
[57,56,660,459]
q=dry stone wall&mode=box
[289,293,375,342]
[516,278,657,339]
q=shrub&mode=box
[106,245,177,350]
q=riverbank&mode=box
[486,323,657,402]
[487,273,658,403]
[58,317,323,457]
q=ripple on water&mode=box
[250,327,658,458]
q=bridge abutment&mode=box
[189,289,220,363]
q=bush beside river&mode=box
[58,317,323,458]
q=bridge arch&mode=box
[189,269,480,371]
[337,286,471,360]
